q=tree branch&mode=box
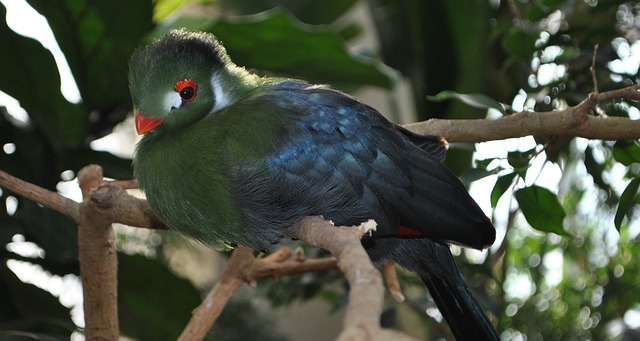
[178,245,339,340]
[179,217,415,341]
[288,217,415,341]
[87,181,168,230]
[0,169,166,230]
[77,165,119,340]
[178,246,253,341]
[0,169,80,221]
[403,83,640,142]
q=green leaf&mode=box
[427,90,507,114]
[515,185,568,236]
[25,0,152,142]
[28,0,152,112]
[491,172,517,208]
[612,140,640,166]
[219,0,358,25]
[615,177,640,231]
[508,148,536,177]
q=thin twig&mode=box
[178,246,254,341]
[591,44,599,94]
[590,44,610,117]
[383,263,405,302]
[0,169,81,221]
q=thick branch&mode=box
[77,165,119,340]
[404,84,640,142]
[288,217,414,341]
[88,182,168,230]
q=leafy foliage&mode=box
[0,0,639,340]
[515,185,567,236]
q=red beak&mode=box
[135,112,164,135]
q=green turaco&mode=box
[129,29,498,340]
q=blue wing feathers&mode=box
[236,81,493,249]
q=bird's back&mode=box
[227,80,495,250]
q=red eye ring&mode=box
[174,79,198,102]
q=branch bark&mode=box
[403,84,640,142]
[178,245,339,340]
[0,169,80,221]
[77,165,119,340]
[288,217,414,341]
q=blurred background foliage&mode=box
[0,0,639,340]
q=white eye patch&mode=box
[163,91,182,112]
[211,72,230,113]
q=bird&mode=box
[129,29,499,340]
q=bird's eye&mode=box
[174,79,198,102]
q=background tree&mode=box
[0,0,639,340]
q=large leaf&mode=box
[26,0,153,140]
[612,140,640,166]
[0,5,85,150]
[369,0,458,120]
[156,8,395,89]
[0,262,74,338]
[213,9,395,89]
[515,185,568,236]
[218,0,358,25]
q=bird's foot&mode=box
[354,219,377,237]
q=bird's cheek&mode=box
[135,112,164,135]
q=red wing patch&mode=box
[394,225,423,237]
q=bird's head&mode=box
[129,29,246,135]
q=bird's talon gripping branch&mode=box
[354,219,377,238]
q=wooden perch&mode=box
[179,218,414,341]
[0,165,166,340]
[404,84,640,142]
[77,165,119,340]
[0,170,413,339]
[178,245,338,340]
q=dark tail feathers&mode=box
[366,238,499,340]
[419,265,499,340]
[416,242,498,340]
